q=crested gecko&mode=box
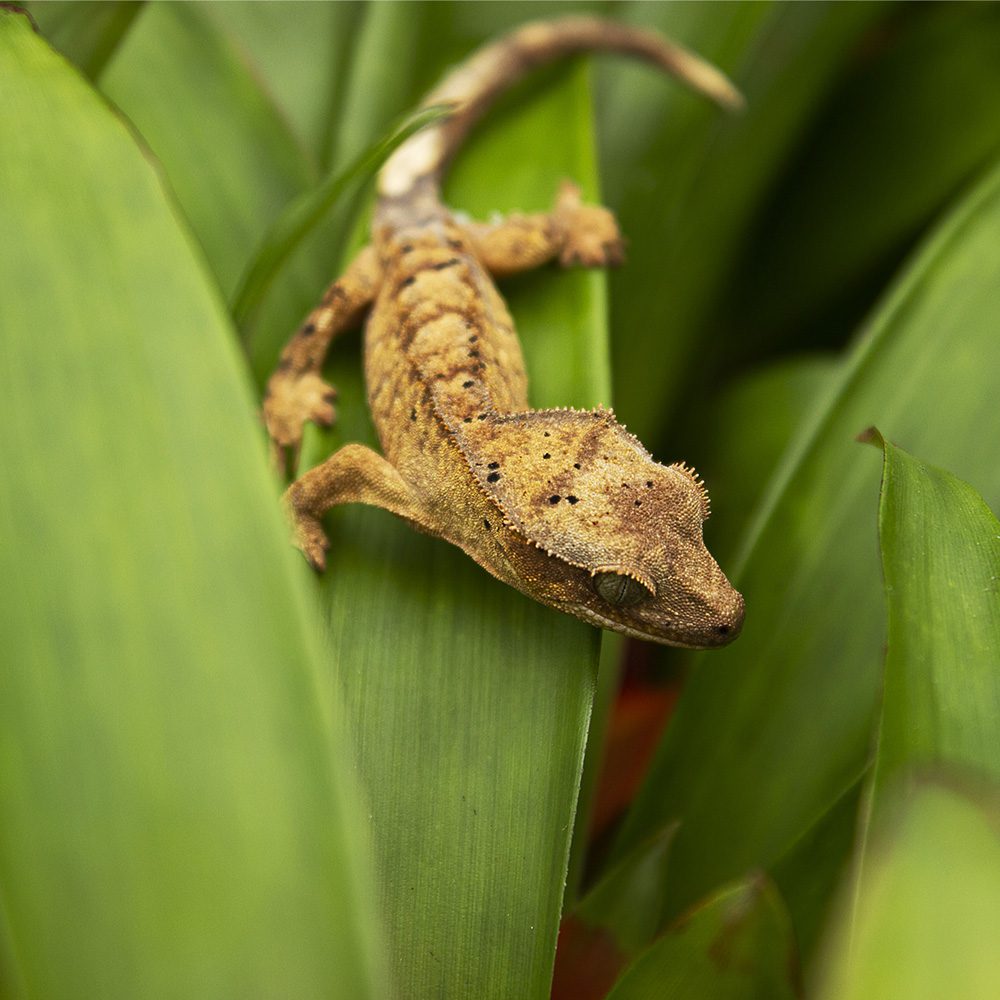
[264,17,745,648]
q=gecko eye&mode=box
[593,572,652,608]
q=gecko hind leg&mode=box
[461,180,625,278]
[264,245,382,477]
[283,443,435,571]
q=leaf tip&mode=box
[856,425,885,449]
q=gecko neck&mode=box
[374,175,449,238]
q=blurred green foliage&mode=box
[4,2,1000,998]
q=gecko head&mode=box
[548,461,745,648]
[469,409,744,648]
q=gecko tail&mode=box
[377,16,743,199]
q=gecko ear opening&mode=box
[592,568,655,608]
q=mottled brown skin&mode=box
[264,17,745,648]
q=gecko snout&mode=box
[711,588,745,645]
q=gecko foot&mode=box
[264,371,339,477]
[285,506,330,572]
[554,181,626,269]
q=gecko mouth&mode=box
[561,602,722,649]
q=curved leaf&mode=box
[0,13,384,997]
[611,153,1000,934]
[865,432,1000,798]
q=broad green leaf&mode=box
[606,876,799,1000]
[610,152,1000,939]
[865,432,1000,799]
[100,3,313,299]
[27,0,142,79]
[600,0,886,442]
[817,781,1000,1000]
[731,3,1000,350]
[813,438,1000,996]
[0,11,383,998]
[297,16,617,993]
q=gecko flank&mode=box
[264,17,745,649]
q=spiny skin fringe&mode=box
[670,461,711,518]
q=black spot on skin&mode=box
[400,275,416,288]
[302,322,316,336]
[543,453,551,459]
[401,244,414,253]
[483,519,492,530]
[634,500,642,507]
[469,349,480,358]
[646,480,654,488]
[574,463,581,469]
[477,414,488,420]
[488,461,500,469]
[463,380,474,388]
[468,334,478,343]
[567,496,579,504]
[463,417,472,423]
[487,471,501,483]
[410,408,417,421]
[549,495,561,504]
[717,624,730,636]
[543,431,550,438]
[431,258,461,270]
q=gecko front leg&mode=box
[463,180,625,277]
[264,245,382,475]
[283,443,437,570]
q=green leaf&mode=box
[553,828,678,999]
[100,3,314,299]
[600,0,887,441]
[0,12,384,997]
[610,152,1000,939]
[605,876,800,1000]
[731,3,1000,350]
[27,0,143,79]
[769,777,864,983]
[697,353,841,564]
[814,438,1000,999]
[230,103,450,331]
[816,781,1000,1000]
[865,431,1000,798]
[202,1,364,169]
